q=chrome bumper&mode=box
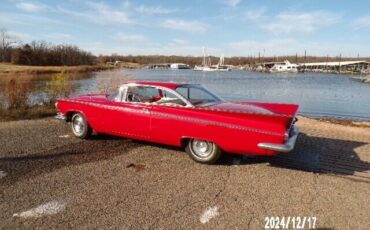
[258,127,299,153]
[55,112,66,120]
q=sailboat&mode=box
[194,48,231,72]
[211,54,231,71]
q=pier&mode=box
[300,60,370,73]
[247,60,370,74]
[145,63,171,69]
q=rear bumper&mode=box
[55,112,66,120]
[258,127,299,153]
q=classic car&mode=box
[55,81,299,164]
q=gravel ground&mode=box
[0,117,369,229]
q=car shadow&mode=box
[220,133,370,182]
[2,132,369,185]
[0,137,141,186]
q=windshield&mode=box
[175,85,223,106]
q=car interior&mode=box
[126,86,186,107]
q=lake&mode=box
[2,69,370,120]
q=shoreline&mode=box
[307,116,370,128]
[0,62,141,77]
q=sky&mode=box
[1,0,370,57]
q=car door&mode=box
[101,86,153,140]
[109,101,151,140]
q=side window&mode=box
[163,90,178,99]
[176,87,189,99]
[108,90,121,102]
[126,86,159,103]
[155,89,186,106]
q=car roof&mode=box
[126,81,197,90]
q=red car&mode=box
[56,81,299,164]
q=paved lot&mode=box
[0,117,369,229]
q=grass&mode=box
[0,105,57,122]
[0,63,119,76]
[0,63,137,122]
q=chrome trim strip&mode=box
[150,111,283,137]
[258,127,299,152]
[58,99,284,137]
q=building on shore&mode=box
[299,61,370,73]
[246,60,370,74]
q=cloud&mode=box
[0,12,63,26]
[162,19,208,33]
[112,33,146,42]
[353,16,370,29]
[16,2,46,12]
[245,7,266,21]
[229,39,301,55]
[171,39,188,45]
[225,0,242,7]
[135,5,178,14]
[87,2,131,24]
[262,11,340,34]
[58,2,131,25]
[168,38,189,46]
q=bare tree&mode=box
[0,28,18,62]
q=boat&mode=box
[170,63,190,69]
[194,48,231,72]
[211,55,231,71]
[351,75,370,83]
[269,60,298,73]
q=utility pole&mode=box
[339,53,342,73]
[295,53,298,64]
[258,51,261,64]
[304,49,307,73]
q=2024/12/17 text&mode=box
[264,216,317,229]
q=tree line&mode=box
[0,29,95,66]
[2,28,368,67]
[97,54,369,67]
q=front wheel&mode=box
[185,139,222,164]
[71,113,92,139]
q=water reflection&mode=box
[0,69,369,120]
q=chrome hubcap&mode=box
[191,140,213,158]
[72,115,84,134]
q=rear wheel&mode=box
[185,139,222,164]
[71,113,92,139]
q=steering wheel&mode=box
[128,94,142,102]
[132,94,142,102]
